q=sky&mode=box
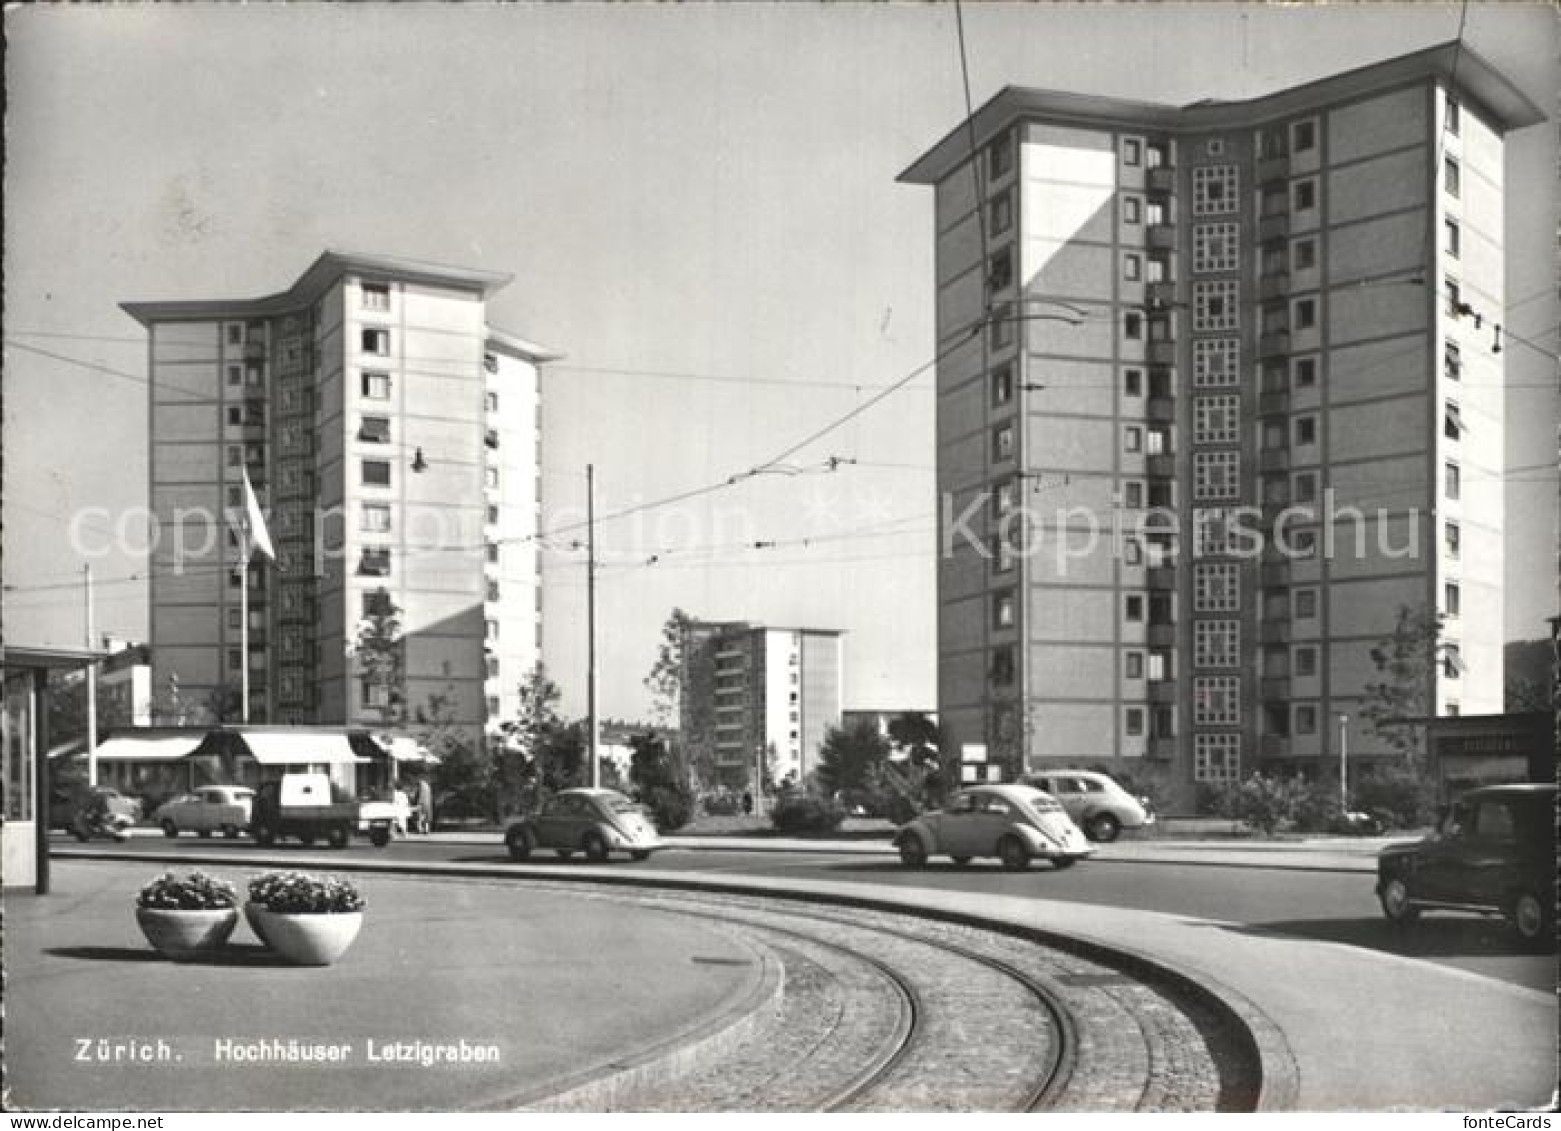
[4,2,1557,722]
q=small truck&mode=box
[251,773,395,848]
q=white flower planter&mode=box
[135,907,239,962]
[250,908,363,966]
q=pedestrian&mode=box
[392,783,410,838]
[741,790,753,816]
[415,776,434,835]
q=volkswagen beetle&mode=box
[504,788,664,863]
[893,783,1095,870]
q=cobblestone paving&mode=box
[519,884,1229,1113]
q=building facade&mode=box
[900,45,1542,804]
[123,251,556,749]
[679,621,844,789]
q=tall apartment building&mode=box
[679,621,844,789]
[899,45,1542,803]
[123,251,556,748]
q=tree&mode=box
[887,712,940,767]
[1360,604,1445,766]
[418,687,494,823]
[644,608,697,725]
[645,608,709,789]
[1505,637,1552,712]
[814,719,891,796]
[489,665,584,815]
[628,731,693,831]
[205,680,242,725]
[151,672,199,726]
[351,588,404,726]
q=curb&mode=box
[54,848,1296,1112]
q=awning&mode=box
[373,734,439,764]
[238,733,367,765]
[88,734,205,762]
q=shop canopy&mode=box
[86,732,206,763]
[223,731,367,765]
[372,733,439,764]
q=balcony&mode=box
[1257,153,1291,184]
[1258,330,1291,359]
[1260,447,1290,473]
[1259,272,1290,302]
[1147,736,1178,760]
[1146,224,1176,252]
[1146,623,1176,649]
[1146,166,1176,195]
[1147,340,1176,367]
[1146,453,1176,479]
[1146,396,1176,424]
[1261,735,1292,759]
[1261,676,1292,700]
[1261,562,1291,588]
[1148,679,1177,705]
[1259,620,1291,644]
[1147,565,1177,590]
[1259,389,1290,416]
[1259,213,1291,243]
[243,340,267,363]
[1146,280,1176,309]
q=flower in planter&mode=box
[248,871,365,914]
[137,870,238,911]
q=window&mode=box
[1122,196,1142,225]
[1444,156,1460,198]
[361,503,391,532]
[1294,356,1317,389]
[1122,138,1142,167]
[1194,338,1239,387]
[988,248,1013,292]
[485,466,500,489]
[1294,298,1317,331]
[1444,581,1461,618]
[362,282,390,311]
[227,406,243,426]
[1293,238,1317,271]
[1446,277,1462,317]
[992,424,1015,463]
[227,487,242,507]
[990,645,1015,686]
[228,648,242,669]
[1124,426,1142,453]
[1194,281,1239,331]
[486,391,500,413]
[1295,704,1317,736]
[226,446,243,467]
[486,618,499,641]
[1293,179,1316,211]
[1294,646,1318,677]
[245,364,263,387]
[1125,709,1145,737]
[1445,219,1461,258]
[1195,563,1240,612]
[992,591,1015,629]
[1194,395,1240,444]
[1444,339,1462,381]
[1123,368,1143,397]
[1145,142,1168,169]
[487,579,500,602]
[1194,734,1240,783]
[1124,482,1144,509]
[1194,452,1239,500]
[362,460,391,487]
[1124,311,1143,340]
[1195,676,1240,725]
[991,364,1013,407]
[487,504,500,524]
[987,132,1013,179]
[1193,223,1240,272]
[1294,415,1317,446]
[1124,253,1142,281]
[1446,96,1461,136]
[1293,472,1318,504]
[1291,120,1316,152]
[1125,595,1144,622]
[1444,401,1464,440]
[228,608,241,630]
[1194,620,1239,668]
[1293,588,1318,620]
[992,479,1017,517]
[227,365,242,386]
[1192,165,1238,216]
[1126,652,1145,679]
[226,324,244,346]
[989,192,1012,235]
[358,548,391,577]
[362,371,391,399]
[1193,508,1238,557]
[1445,461,1460,500]
[361,327,390,355]
[1443,643,1463,680]
[989,307,1014,350]
[359,416,391,443]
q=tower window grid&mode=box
[1192,165,1239,216]
[1192,223,1240,273]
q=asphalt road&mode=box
[57,833,1554,993]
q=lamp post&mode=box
[1338,713,1350,815]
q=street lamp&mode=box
[1338,713,1350,815]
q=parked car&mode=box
[1020,770,1155,843]
[893,783,1095,870]
[51,784,141,833]
[504,788,664,863]
[1376,782,1556,949]
[151,785,255,839]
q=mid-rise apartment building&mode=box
[900,45,1543,802]
[679,621,844,789]
[123,251,556,748]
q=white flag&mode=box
[243,468,276,561]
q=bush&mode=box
[1351,766,1437,829]
[642,784,694,832]
[1290,781,1345,833]
[247,871,364,914]
[770,794,846,835]
[138,871,238,911]
[700,791,743,817]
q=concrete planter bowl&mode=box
[135,907,240,962]
[250,909,363,966]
